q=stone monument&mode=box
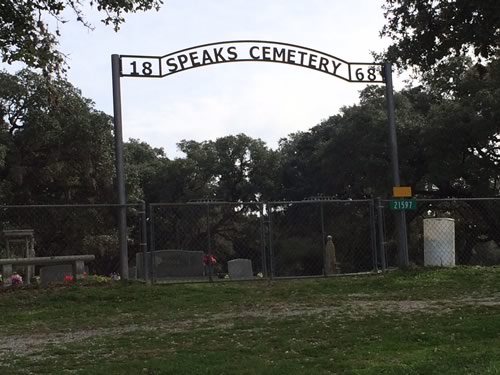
[324,235,337,275]
[3,229,36,284]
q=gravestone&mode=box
[136,250,204,279]
[40,264,88,285]
[228,259,253,279]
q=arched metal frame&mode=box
[111,40,409,280]
[119,40,384,83]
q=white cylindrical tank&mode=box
[423,218,455,267]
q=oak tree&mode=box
[0,0,163,74]
[381,0,500,73]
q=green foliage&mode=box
[418,58,500,197]
[0,69,115,204]
[124,138,167,202]
[381,0,500,73]
[278,85,427,199]
[0,70,122,273]
[178,134,280,202]
[277,57,500,200]
[0,0,163,74]
[123,134,280,204]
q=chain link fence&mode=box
[5,197,500,285]
[148,202,266,281]
[0,204,142,278]
[147,200,377,282]
[268,200,376,277]
[381,198,500,268]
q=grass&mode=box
[1,267,500,374]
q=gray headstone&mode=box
[40,264,88,286]
[136,250,204,279]
[228,259,253,280]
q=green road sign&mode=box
[389,198,416,210]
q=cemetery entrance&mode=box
[111,40,408,280]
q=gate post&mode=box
[111,54,129,281]
[268,203,275,280]
[148,204,156,283]
[140,201,149,284]
[376,197,387,272]
[206,203,214,283]
[384,62,409,267]
[369,200,378,272]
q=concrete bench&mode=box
[0,255,95,287]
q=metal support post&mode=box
[259,204,268,278]
[148,204,156,283]
[268,204,275,279]
[111,54,129,280]
[139,201,150,284]
[206,204,213,283]
[384,62,409,267]
[376,198,387,272]
[369,200,378,272]
[320,202,327,276]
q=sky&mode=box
[6,0,401,158]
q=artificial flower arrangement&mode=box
[203,254,217,266]
[10,273,23,286]
[64,275,74,283]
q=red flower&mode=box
[64,275,74,283]
[203,255,217,266]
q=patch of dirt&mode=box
[0,320,234,361]
[1,296,499,360]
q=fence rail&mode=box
[1,198,500,284]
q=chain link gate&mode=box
[144,199,379,283]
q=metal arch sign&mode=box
[110,40,411,281]
[119,40,384,83]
